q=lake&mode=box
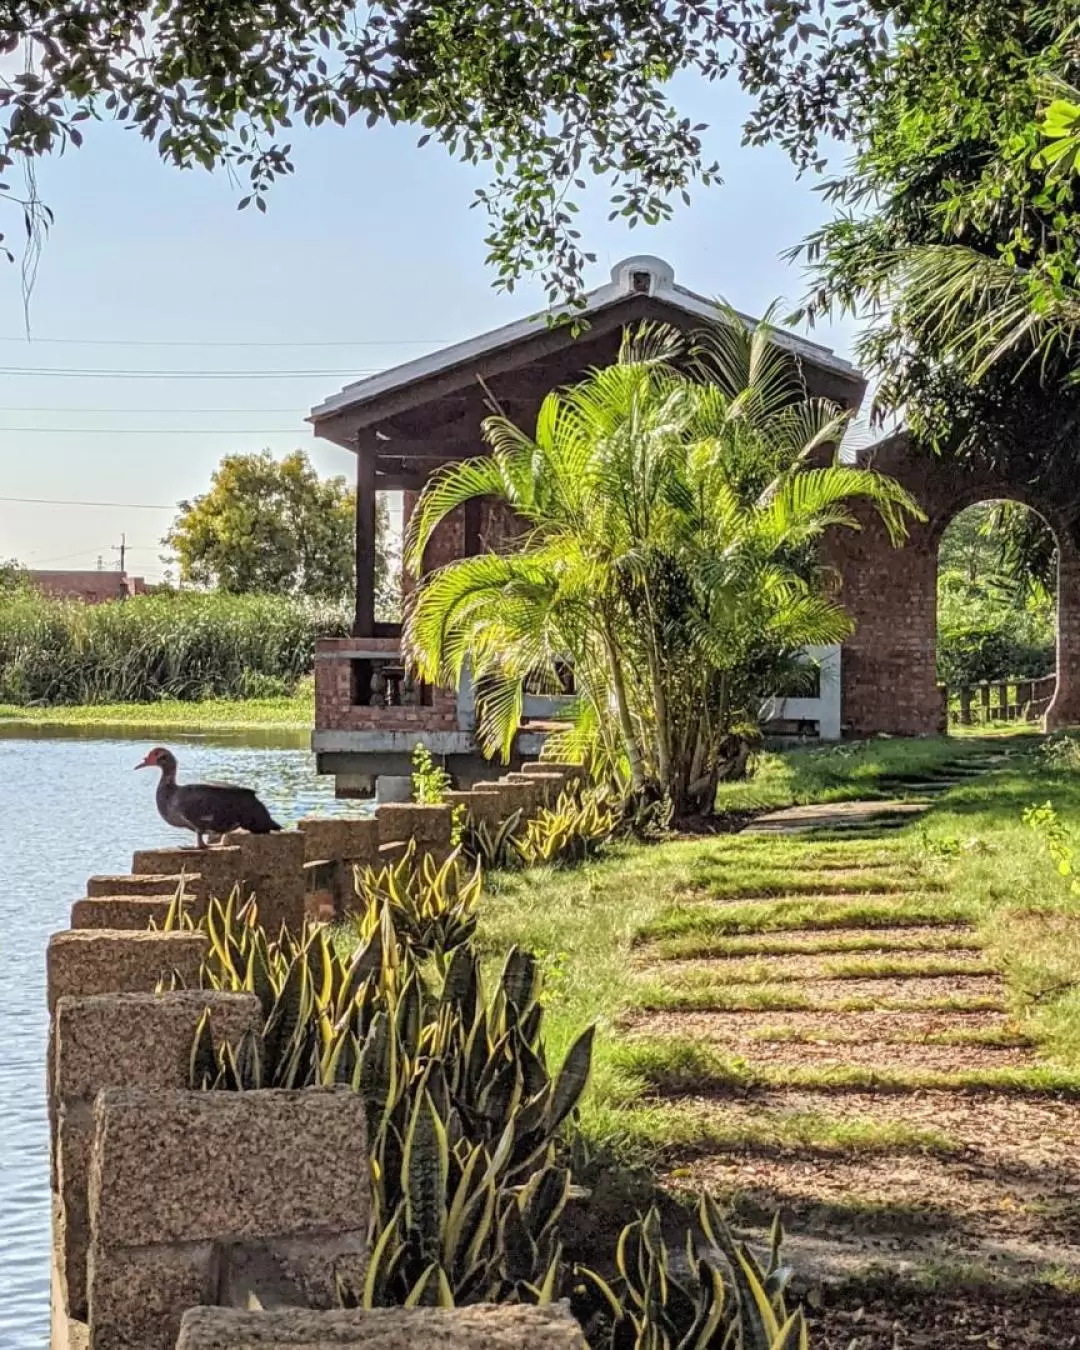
[0,725,365,1348]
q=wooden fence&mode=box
[945,673,1056,727]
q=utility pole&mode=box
[112,533,126,575]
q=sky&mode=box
[0,72,862,583]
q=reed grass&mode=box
[0,590,349,705]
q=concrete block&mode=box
[131,846,213,877]
[70,896,173,931]
[521,760,582,782]
[131,846,246,910]
[445,788,506,829]
[86,873,185,898]
[225,831,306,933]
[54,992,260,1323]
[375,802,452,848]
[47,931,207,1013]
[493,779,541,815]
[91,1088,369,1244]
[176,1304,588,1349]
[297,816,379,867]
[88,1088,371,1350]
[89,1242,217,1350]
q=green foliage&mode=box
[577,1201,808,1350]
[411,743,452,805]
[937,504,1055,686]
[513,790,618,868]
[463,810,527,872]
[164,449,396,608]
[351,841,481,967]
[0,558,28,598]
[1023,799,1080,894]
[0,589,348,705]
[796,2,1080,475]
[183,889,596,1306]
[404,317,920,820]
[460,788,618,872]
[182,884,809,1343]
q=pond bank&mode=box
[0,693,313,734]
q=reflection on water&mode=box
[0,732,367,1347]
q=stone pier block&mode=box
[45,930,208,1197]
[375,802,452,850]
[445,788,506,830]
[224,831,306,933]
[88,1088,371,1350]
[70,896,173,931]
[87,873,185,898]
[176,1304,587,1349]
[54,992,260,1322]
[491,779,541,816]
[297,816,380,867]
[521,760,582,783]
[132,846,245,913]
[47,931,208,1014]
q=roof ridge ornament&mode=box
[609,255,675,296]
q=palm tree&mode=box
[403,314,921,820]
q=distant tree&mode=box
[164,450,396,609]
[0,557,28,597]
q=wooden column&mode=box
[354,436,377,637]
[463,497,482,557]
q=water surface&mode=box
[0,728,361,1347]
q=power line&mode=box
[0,427,306,434]
[0,406,311,413]
[0,366,378,379]
[0,494,173,509]
[0,336,446,348]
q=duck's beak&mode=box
[134,755,153,770]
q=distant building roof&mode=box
[28,570,147,603]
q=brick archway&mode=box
[826,433,1080,736]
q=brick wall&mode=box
[829,432,1080,735]
[314,637,458,733]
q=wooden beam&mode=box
[354,435,377,637]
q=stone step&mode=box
[647,969,1007,1010]
[661,923,978,957]
[652,947,993,984]
[626,1009,1033,1074]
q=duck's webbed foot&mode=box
[195,832,207,849]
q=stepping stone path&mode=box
[626,753,1080,1345]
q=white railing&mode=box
[759,644,842,741]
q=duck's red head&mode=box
[135,746,177,774]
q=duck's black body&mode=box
[137,747,281,848]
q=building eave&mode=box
[309,256,863,439]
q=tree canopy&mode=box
[794,2,1080,483]
[164,449,395,604]
[0,1,904,303]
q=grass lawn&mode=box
[0,689,314,731]
[478,730,1080,1307]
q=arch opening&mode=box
[936,500,1058,731]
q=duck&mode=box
[135,746,281,848]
